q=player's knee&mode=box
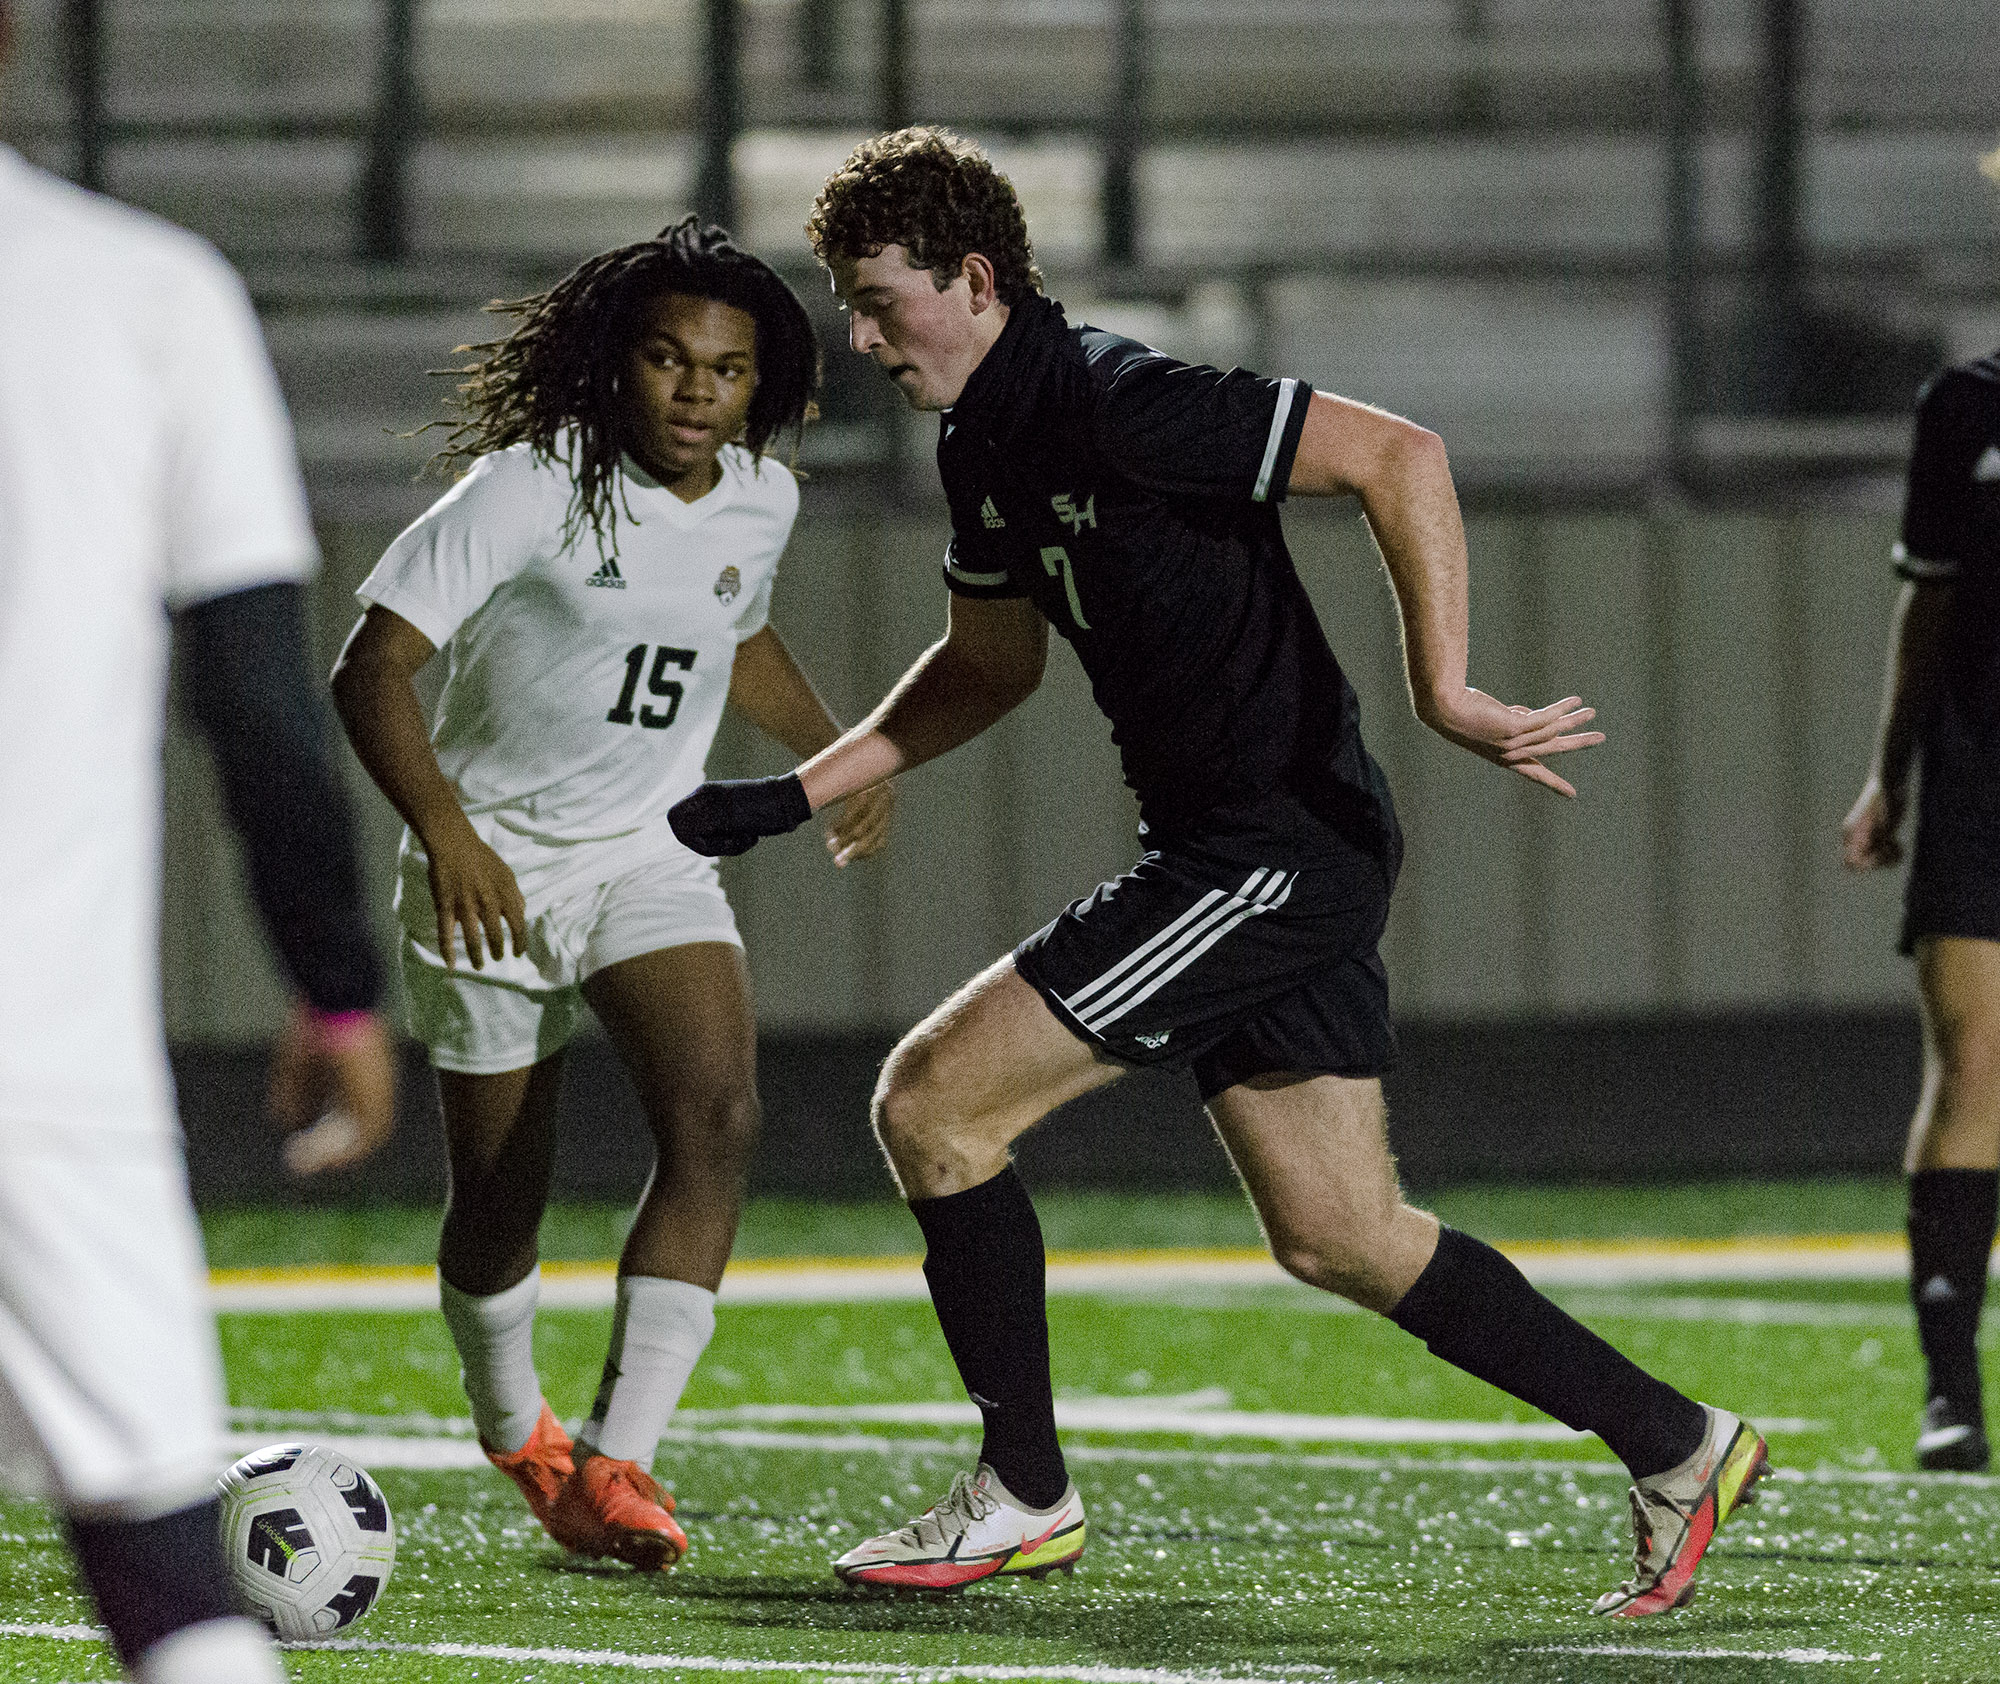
[872,1036,950,1152]
[1929,1006,2000,1088]
[663,1079,761,1169]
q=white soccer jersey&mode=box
[358,440,796,907]
[0,149,318,1139]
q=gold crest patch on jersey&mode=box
[714,565,742,603]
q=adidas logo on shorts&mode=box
[981,496,1006,529]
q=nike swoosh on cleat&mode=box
[842,1554,1010,1589]
[1004,1516,1086,1574]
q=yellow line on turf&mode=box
[207,1233,1909,1291]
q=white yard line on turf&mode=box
[227,1406,1858,1477]
[206,1236,1932,1312]
[226,1394,1818,1444]
[298,1640,1356,1683]
[1551,1294,1908,1327]
[673,1396,1597,1443]
[1528,1647,1881,1664]
[0,1626,1356,1684]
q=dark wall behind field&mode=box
[179,1010,1921,1212]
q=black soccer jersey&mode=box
[1896,352,2000,786]
[937,292,1397,861]
[1896,352,2000,592]
[1895,351,2000,949]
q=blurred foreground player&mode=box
[672,127,1770,1617]
[332,221,892,1570]
[0,10,394,1681]
[1842,149,2000,1473]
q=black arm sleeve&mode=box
[172,581,385,1014]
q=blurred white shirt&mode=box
[0,147,317,1137]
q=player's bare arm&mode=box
[726,623,896,864]
[1844,578,1955,871]
[1288,390,1605,798]
[330,603,528,967]
[672,594,1044,855]
[800,594,1047,808]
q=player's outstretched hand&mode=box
[1425,688,1605,798]
[1841,777,1905,871]
[670,772,813,857]
[825,780,896,867]
[268,1003,397,1178]
[424,819,528,970]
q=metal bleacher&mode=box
[4,1,1999,517]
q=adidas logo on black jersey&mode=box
[586,557,626,589]
[981,496,1005,529]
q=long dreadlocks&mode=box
[432,217,820,548]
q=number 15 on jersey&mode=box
[607,644,696,729]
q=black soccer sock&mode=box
[1390,1225,1711,1481]
[910,1166,1069,1509]
[1908,1168,1998,1411]
[68,1497,241,1668]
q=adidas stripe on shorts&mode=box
[1013,791,1399,1100]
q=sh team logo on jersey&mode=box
[1052,491,1096,534]
[714,564,742,603]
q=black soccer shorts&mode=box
[1013,792,1399,1100]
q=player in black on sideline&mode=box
[1843,152,2000,1471]
[671,127,1768,1615]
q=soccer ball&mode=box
[216,1443,396,1640]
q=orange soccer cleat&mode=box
[548,1453,690,1571]
[482,1402,609,1556]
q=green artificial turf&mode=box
[199,1175,1911,1272]
[13,1179,1993,1682]
[11,1276,2000,1681]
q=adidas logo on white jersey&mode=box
[981,496,1005,529]
[586,556,626,589]
[1974,444,2000,484]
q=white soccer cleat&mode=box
[1915,1396,1990,1472]
[832,1465,1086,1590]
[1591,1405,1770,1617]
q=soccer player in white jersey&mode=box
[331,219,892,1570]
[0,5,397,1678]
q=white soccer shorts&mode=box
[0,1125,226,1516]
[398,851,743,1074]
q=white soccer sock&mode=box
[135,1617,284,1684]
[577,1275,717,1467]
[439,1267,545,1454]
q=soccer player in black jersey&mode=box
[673,127,1768,1615]
[1844,317,2000,1471]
